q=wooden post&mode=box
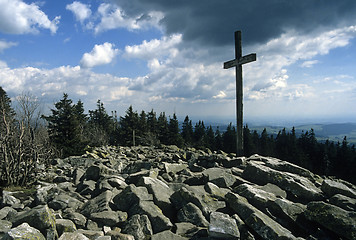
[224,31,256,156]
[235,31,243,156]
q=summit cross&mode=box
[224,30,256,156]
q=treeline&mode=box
[1,90,355,186]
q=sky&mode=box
[0,0,356,125]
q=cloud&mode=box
[66,1,92,23]
[0,40,17,52]
[80,42,119,68]
[0,0,60,34]
[111,0,356,47]
[125,34,181,60]
[94,3,163,34]
[0,65,133,109]
[301,60,319,68]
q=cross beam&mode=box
[224,31,256,156]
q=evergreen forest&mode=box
[1,89,355,186]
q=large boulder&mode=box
[81,190,114,217]
[128,200,173,233]
[226,192,297,240]
[10,204,56,236]
[113,185,153,211]
[242,161,323,202]
[2,223,45,240]
[177,202,209,227]
[138,177,174,218]
[122,214,153,240]
[321,179,356,198]
[90,210,128,227]
[170,185,226,218]
[202,167,237,188]
[208,211,240,239]
[304,201,356,240]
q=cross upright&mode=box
[224,30,256,156]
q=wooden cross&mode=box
[224,31,256,156]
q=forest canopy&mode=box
[0,89,355,186]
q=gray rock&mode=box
[48,193,83,210]
[127,169,159,185]
[0,219,12,234]
[58,232,89,240]
[175,222,203,238]
[177,202,209,227]
[2,222,45,240]
[56,219,77,236]
[63,209,87,229]
[164,163,188,175]
[208,212,240,239]
[202,167,237,188]
[304,201,356,240]
[242,161,323,202]
[226,192,297,240]
[151,230,188,240]
[84,164,116,181]
[250,155,315,179]
[122,214,153,240]
[129,200,173,233]
[329,194,356,211]
[76,180,96,196]
[1,191,21,207]
[107,229,135,240]
[321,179,356,198]
[75,229,104,240]
[257,183,287,198]
[107,176,128,189]
[170,185,226,218]
[234,183,278,211]
[90,210,127,227]
[81,190,113,217]
[114,185,153,211]
[138,177,174,218]
[204,182,230,200]
[10,204,56,236]
[0,207,15,220]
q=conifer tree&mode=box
[42,93,86,157]
[181,115,193,146]
[222,123,236,153]
[194,120,205,148]
[119,105,139,146]
[168,113,183,147]
[147,109,158,135]
[157,112,169,144]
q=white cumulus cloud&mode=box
[0,0,60,34]
[80,42,119,68]
[66,1,92,23]
[94,3,163,34]
[0,40,17,52]
[125,34,182,60]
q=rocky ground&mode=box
[0,145,355,240]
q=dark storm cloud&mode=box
[111,0,356,47]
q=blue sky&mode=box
[0,0,356,125]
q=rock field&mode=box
[1,145,356,240]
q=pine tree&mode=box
[147,109,158,135]
[42,93,86,157]
[168,113,183,147]
[119,105,139,146]
[157,112,169,144]
[181,115,193,146]
[214,127,223,151]
[204,126,215,150]
[194,120,205,148]
[222,123,236,153]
